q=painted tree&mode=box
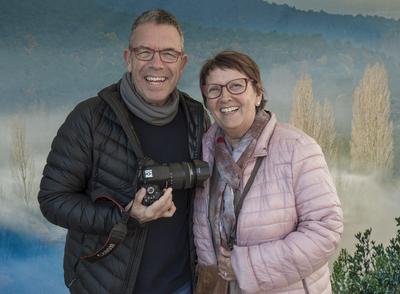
[319,98,337,163]
[290,73,337,163]
[290,73,320,139]
[350,63,393,174]
[10,118,36,206]
[0,185,4,200]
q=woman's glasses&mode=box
[202,78,253,99]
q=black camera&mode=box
[138,159,210,206]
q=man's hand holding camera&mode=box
[125,187,176,223]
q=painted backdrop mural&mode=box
[1,0,400,293]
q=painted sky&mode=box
[269,0,400,20]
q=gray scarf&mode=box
[119,72,179,126]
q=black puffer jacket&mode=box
[38,83,208,294]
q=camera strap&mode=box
[80,210,130,262]
[102,94,145,160]
[227,156,264,250]
[81,93,146,262]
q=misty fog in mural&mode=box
[1,0,400,293]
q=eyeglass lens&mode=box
[133,47,181,63]
[204,78,248,99]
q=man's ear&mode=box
[123,48,132,72]
[179,54,188,74]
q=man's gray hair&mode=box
[129,9,184,48]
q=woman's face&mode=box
[205,68,262,141]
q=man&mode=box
[38,10,208,294]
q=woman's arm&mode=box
[231,135,343,292]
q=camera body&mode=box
[138,159,210,206]
[141,185,164,206]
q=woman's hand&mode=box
[218,246,236,281]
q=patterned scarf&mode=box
[213,110,270,249]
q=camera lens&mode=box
[167,160,209,189]
[191,160,210,184]
[141,160,210,190]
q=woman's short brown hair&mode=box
[199,50,266,111]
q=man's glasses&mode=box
[202,78,254,99]
[130,46,183,63]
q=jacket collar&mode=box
[253,111,277,157]
[204,111,278,161]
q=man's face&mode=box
[124,23,187,106]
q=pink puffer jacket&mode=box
[193,112,343,294]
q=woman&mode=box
[193,51,343,294]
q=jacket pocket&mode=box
[64,231,84,289]
[67,277,78,289]
[65,254,81,291]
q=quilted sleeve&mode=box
[38,101,123,235]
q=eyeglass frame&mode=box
[129,46,184,63]
[202,78,255,99]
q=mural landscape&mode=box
[1,0,399,292]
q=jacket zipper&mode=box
[302,279,310,294]
[122,226,148,293]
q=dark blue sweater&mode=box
[132,105,191,294]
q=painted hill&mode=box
[0,0,399,127]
